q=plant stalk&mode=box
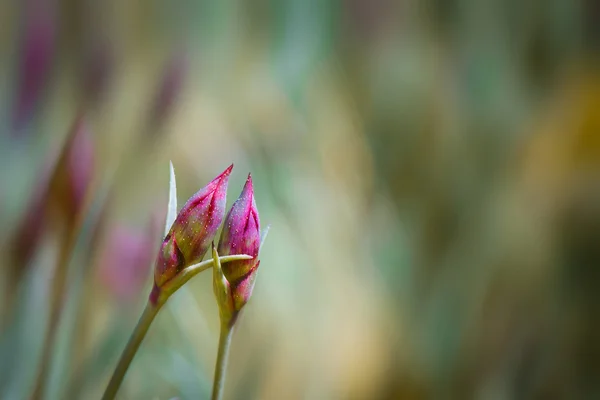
[211,322,234,400]
[101,254,250,399]
[101,300,162,400]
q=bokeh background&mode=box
[1,0,599,399]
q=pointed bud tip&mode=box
[223,164,234,176]
[243,173,254,194]
[211,164,233,184]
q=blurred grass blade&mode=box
[66,323,128,397]
[45,184,112,399]
[0,246,53,399]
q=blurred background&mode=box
[0,0,599,399]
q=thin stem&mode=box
[102,254,247,400]
[183,255,253,282]
[161,254,252,297]
[101,254,249,399]
[211,323,234,400]
[101,301,162,400]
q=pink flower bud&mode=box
[217,174,261,309]
[154,165,232,288]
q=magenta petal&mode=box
[154,232,185,287]
[232,261,260,311]
[172,164,232,262]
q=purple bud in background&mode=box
[81,41,113,108]
[99,226,155,302]
[7,114,94,302]
[11,115,93,265]
[66,117,95,211]
[217,174,261,310]
[13,1,57,131]
[48,116,95,225]
[149,51,188,129]
[154,165,232,288]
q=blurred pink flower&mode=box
[99,226,155,302]
[11,115,94,267]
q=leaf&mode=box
[165,161,178,237]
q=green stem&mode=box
[211,322,234,400]
[101,300,162,400]
[160,254,252,298]
[101,254,250,399]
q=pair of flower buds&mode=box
[153,165,261,316]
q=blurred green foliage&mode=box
[0,0,599,399]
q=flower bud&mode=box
[154,165,232,288]
[212,247,259,325]
[217,174,261,311]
